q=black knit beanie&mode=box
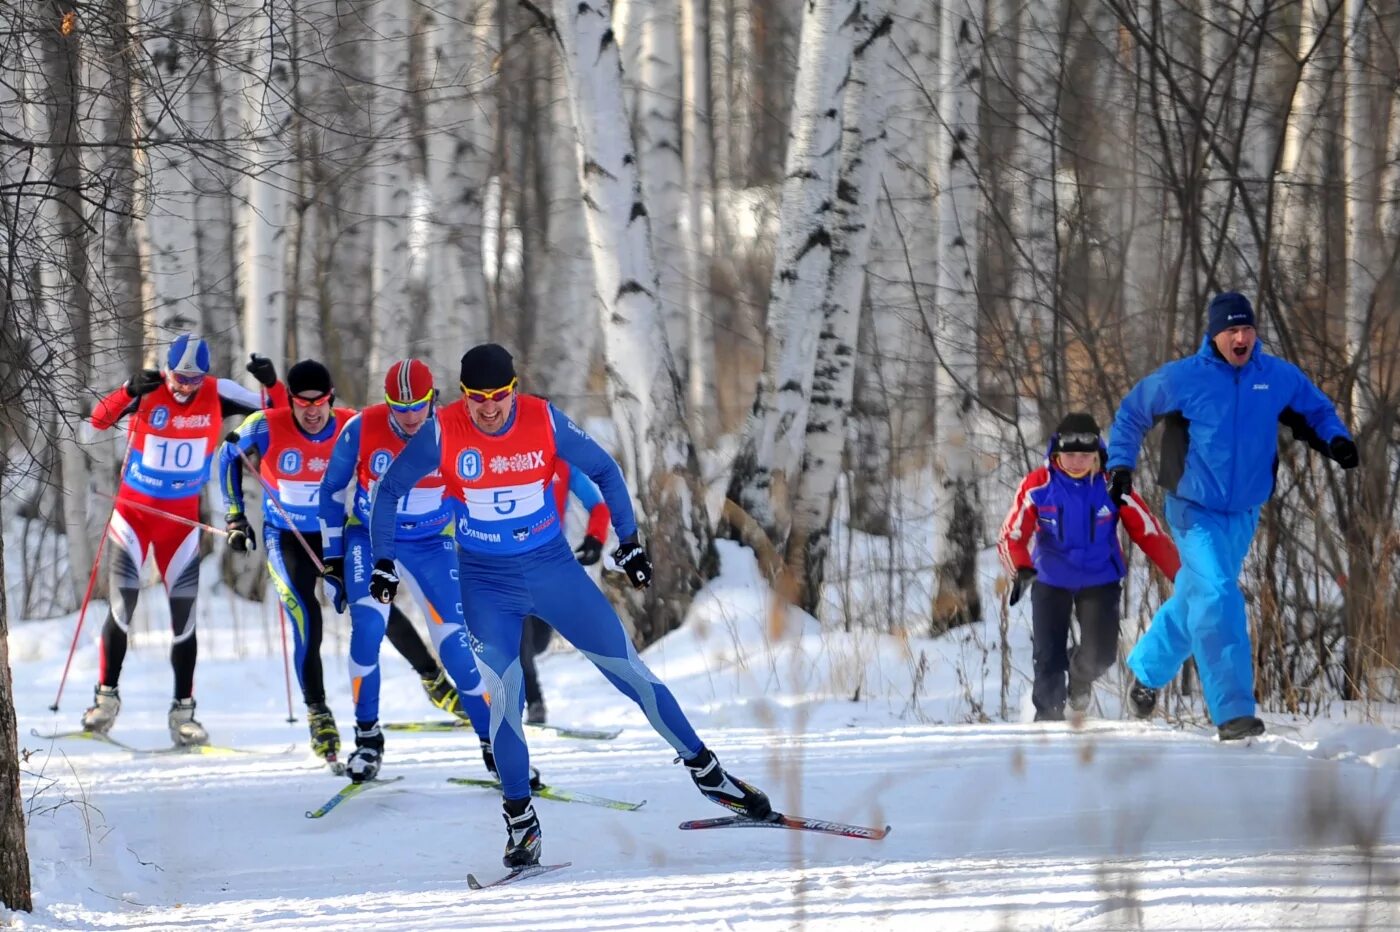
[286,359,333,396]
[1053,412,1101,452]
[459,343,516,391]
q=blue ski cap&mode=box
[1207,292,1255,339]
[166,333,211,375]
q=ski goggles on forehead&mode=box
[1057,432,1100,450]
[292,392,333,409]
[461,378,517,404]
[386,388,434,413]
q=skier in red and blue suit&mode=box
[82,333,286,746]
[316,358,492,784]
[368,343,771,869]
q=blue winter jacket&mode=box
[1106,339,1350,513]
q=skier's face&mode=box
[291,391,333,433]
[389,404,431,436]
[465,384,515,434]
[1213,325,1256,367]
[1055,451,1098,478]
[166,370,205,403]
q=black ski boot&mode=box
[1127,675,1158,719]
[480,739,542,789]
[501,796,542,868]
[526,700,547,725]
[346,723,384,783]
[681,746,772,820]
[1034,705,1065,722]
[1217,715,1265,741]
[308,703,340,762]
[421,671,466,719]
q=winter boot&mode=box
[1217,715,1266,741]
[1034,705,1066,722]
[81,685,121,735]
[421,671,465,719]
[526,700,547,725]
[682,746,772,820]
[346,723,384,784]
[168,698,209,747]
[501,796,542,868]
[480,739,543,790]
[307,703,341,762]
[1127,675,1158,720]
[1068,679,1092,713]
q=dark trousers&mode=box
[519,615,554,705]
[1031,580,1121,716]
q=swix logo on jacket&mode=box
[257,407,355,531]
[439,396,562,556]
[353,404,452,539]
[122,381,225,500]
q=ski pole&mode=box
[50,430,136,712]
[91,490,225,535]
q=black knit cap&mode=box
[286,359,333,397]
[1054,412,1101,452]
[459,343,516,391]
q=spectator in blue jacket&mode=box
[999,413,1180,721]
[1106,292,1358,740]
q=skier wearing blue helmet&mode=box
[1105,292,1358,740]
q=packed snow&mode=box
[7,540,1399,930]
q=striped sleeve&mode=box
[1119,491,1180,581]
[997,467,1049,576]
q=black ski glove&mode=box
[613,537,652,590]
[246,353,278,388]
[320,555,348,613]
[1008,567,1037,607]
[125,368,163,398]
[1108,467,1133,508]
[575,535,604,566]
[225,512,256,553]
[1328,436,1359,470]
[369,558,400,603]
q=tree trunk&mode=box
[785,8,893,616]
[541,0,710,645]
[720,0,861,551]
[0,493,32,912]
[930,0,984,631]
[680,0,718,443]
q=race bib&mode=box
[277,480,321,508]
[462,481,546,522]
[399,485,445,516]
[143,434,208,475]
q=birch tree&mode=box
[680,0,717,439]
[721,0,861,552]
[930,0,984,629]
[0,494,29,909]
[534,0,710,643]
[786,8,893,615]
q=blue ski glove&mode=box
[321,556,348,614]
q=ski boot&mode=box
[1068,679,1092,714]
[81,685,121,735]
[168,698,209,747]
[421,671,466,719]
[308,703,341,764]
[1034,705,1065,722]
[681,746,772,820]
[480,739,543,790]
[346,723,384,784]
[1217,715,1266,741]
[501,796,542,868]
[526,700,547,725]
[1127,675,1158,720]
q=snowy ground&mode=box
[7,541,1400,930]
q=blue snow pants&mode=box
[459,534,703,800]
[1126,495,1261,724]
[344,525,489,736]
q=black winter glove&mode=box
[612,537,652,590]
[575,535,604,566]
[320,556,348,614]
[369,558,400,604]
[246,353,278,388]
[125,368,163,398]
[1108,467,1133,508]
[1008,567,1037,607]
[225,512,256,553]
[1328,436,1359,470]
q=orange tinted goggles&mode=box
[292,393,333,408]
[461,378,517,404]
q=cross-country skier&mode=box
[219,359,474,766]
[82,334,285,746]
[368,343,770,868]
[316,359,494,783]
